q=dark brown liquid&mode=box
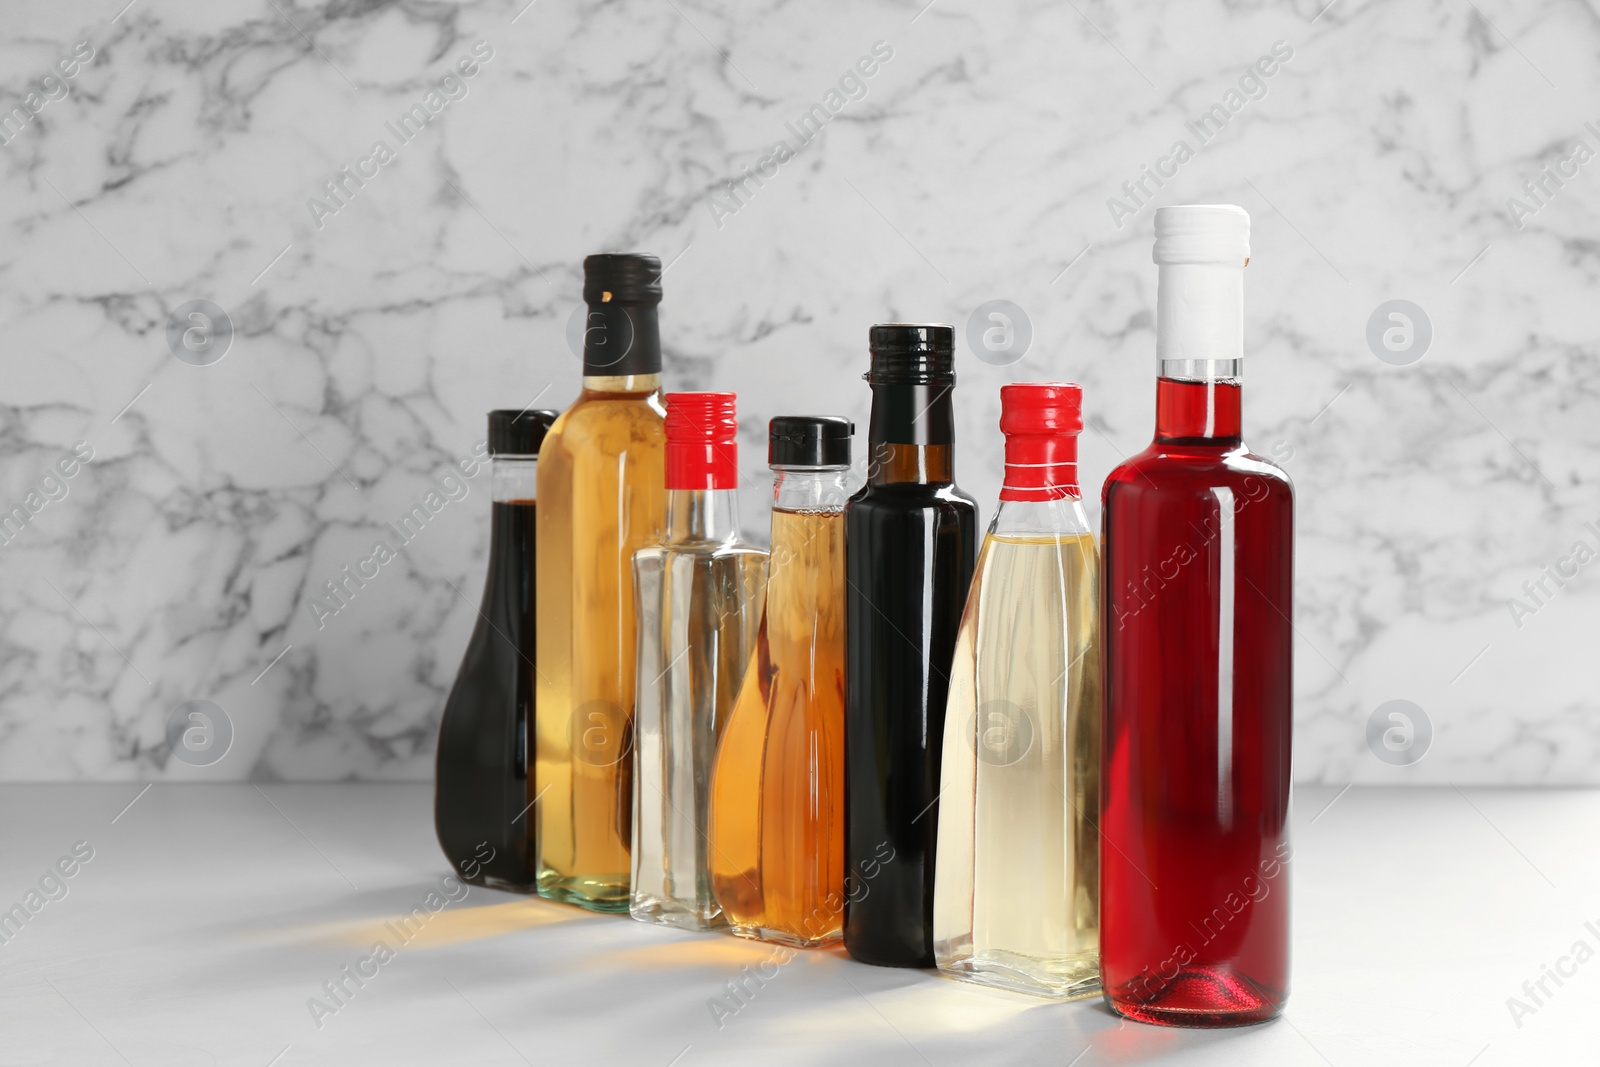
[435,499,539,889]
[844,400,980,966]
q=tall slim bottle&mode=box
[710,416,853,947]
[631,393,768,929]
[934,383,1100,998]
[536,253,667,912]
[435,408,559,890]
[1100,205,1294,1026]
[844,324,979,967]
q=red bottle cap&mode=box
[999,382,1082,501]
[665,392,739,490]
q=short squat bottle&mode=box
[934,383,1101,998]
[1100,205,1294,1027]
[711,416,853,947]
[435,409,559,890]
[631,392,768,930]
[844,324,980,967]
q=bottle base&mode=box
[478,875,539,895]
[938,951,1101,1001]
[629,895,726,932]
[1104,969,1286,1028]
[843,941,936,969]
[537,873,631,914]
[727,923,842,950]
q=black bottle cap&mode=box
[488,409,559,456]
[867,323,956,386]
[583,253,663,307]
[769,416,853,468]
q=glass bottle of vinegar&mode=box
[535,253,667,913]
[934,383,1100,998]
[844,324,980,968]
[1100,206,1294,1026]
[631,392,768,929]
[435,408,559,890]
[710,416,853,946]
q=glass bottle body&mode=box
[631,489,767,929]
[844,396,980,968]
[535,376,666,912]
[934,496,1101,998]
[1100,373,1293,1026]
[435,456,539,890]
[711,467,850,947]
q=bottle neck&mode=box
[1154,260,1244,444]
[582,300,661,378]
[581,372,662,395]
[485,458,536,611]
[1001,435,1079,502]
[664,488,742,544]
[491,456,537,502]
[1156,262,1243,368]
[772,466,852,511]
[866,382,956,485]
[1154,376,1241,444]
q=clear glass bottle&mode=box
[435,409,559,891]
[631,392,768,930]
[844,324,980,968]
[535,254,667,913]
[1100,205,1293,1027]
[934,383,1101,998]
[710,416,853,947]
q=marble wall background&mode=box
[0,0,1594,783]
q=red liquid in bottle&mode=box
[1100,376,1293,1026]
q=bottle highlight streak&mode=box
[631,393,767,930]
[1100,206,1294,1027]
[711,417,853,946]
[935,383,1101,999]
[536,254,667,913]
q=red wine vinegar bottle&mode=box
[844,324,979,967]
[435,409,559,889]
[1100,205,1294,1026]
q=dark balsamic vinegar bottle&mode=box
[435,408,559,890]
[844,324,980,967]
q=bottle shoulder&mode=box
[542,391,666,455]
[1103,442,1293,500]
[848,481,980,514]
[635,540,768,563]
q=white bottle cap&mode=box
[1153,204,1250,267]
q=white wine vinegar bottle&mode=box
[631,392,768,929]
[933,382,1101,999]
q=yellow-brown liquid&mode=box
[535,376,665,911]
[709,507,847,945]
[934,531,1101,997]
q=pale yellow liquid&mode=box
[710,508,846,946]
[535,378,665,911]
[934,532,1101,997]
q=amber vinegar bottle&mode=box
[710,416,853,947]
[435,409,559,889]
[535,254,667,912]
[844,324,979,967]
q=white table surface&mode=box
[0,784,1591,1066]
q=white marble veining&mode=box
[0,0,1595,781]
